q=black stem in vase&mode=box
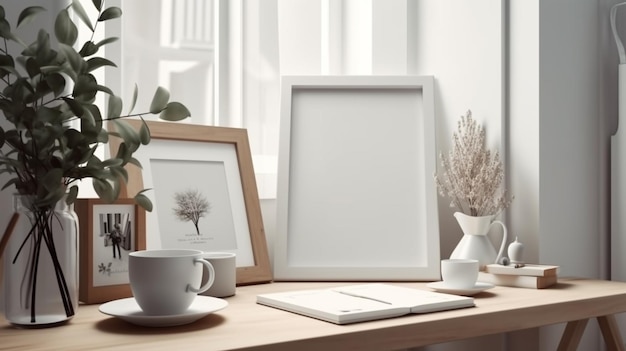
[42,210,74,317]
[11,206,74,323]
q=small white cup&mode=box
[129,249,215,315]
[441,259,479,289]
[200,252,237,298]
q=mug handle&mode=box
[490,220,508,264]
[187,258,215,294]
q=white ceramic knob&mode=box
[508,237,524,264]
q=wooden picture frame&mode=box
[274,75,440,281]
[77,198,146,304]
[114,120,272,285]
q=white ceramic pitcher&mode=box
[450,212,508,270]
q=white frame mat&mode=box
[274,75,440,281]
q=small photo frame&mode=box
[77,198,146,304]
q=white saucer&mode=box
[99,296,228,327]
[426,281,494,296]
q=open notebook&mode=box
[256,283,474,324]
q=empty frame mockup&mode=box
[274,75,440,281]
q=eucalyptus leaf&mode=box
[57,43,85,76]
[78,41,98,57]
[139,119,150,145]
[0,17,10,40]
[134,193,153,212]
[100,158,123,168]
[128,84,138,114]
[107,95,122,119]
[91,0,103,12]
[149,86,169,113]
[86,57,116,72]
[17,6,45,28]
[98,7,122,21]
[71,1,94,32]
[127,157,142,169]
[66,185,79,204]
[160,102,191,121]
[112,120,140,145]
[110,165,128,183]
[94,37,118,49]
[42,168,63,192]
[45,73,66,97]
[54,9,78,46]
[93,178,114,202]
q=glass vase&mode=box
[3,195,79,327]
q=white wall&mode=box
[509,0,603,350]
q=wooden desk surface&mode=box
[1,278,626,351]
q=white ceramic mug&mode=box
[129,249,215,315]
[200,252,237,297]
[441,258,479,289]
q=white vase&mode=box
[3,195,79,327]
[449,212,508,270]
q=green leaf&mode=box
[139,119,150,145]
[71,1,94,32]
[112,120,140,145]
[150,86,169,113]
[58,43,85,77]
[94,36,118,49]
[114,142,130,161]
[107,95,122,119]
[92,0,103,12]
[0,16,25,47]
[93,178,114,202]
[0,18,11,40]
[160,102,191,121]
[0,65,19,80]
[95,84,114,96]
[86,57,116,72]
[73,74,98,102]
[110,165,128,183]
[42,168,63,192]
[128,84,138,114]
[66,185,79,205]
[78,41,98,57]
[101,158,123,168]
[37,187,66,208]
[24,57,39,78]
[17,6,46,28]
[134,192,153,212]
[55,9,78,46]
[127,157,142,169]
[1,178,18,191]
[46,73,66,97]
[62,97,85,118]
[98,7,122,21]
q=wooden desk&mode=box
[1,278,625,350]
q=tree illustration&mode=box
[173,189,211,235]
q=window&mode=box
[106,0,280,198]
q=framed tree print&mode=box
[113,120,272,285]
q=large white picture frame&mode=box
[274,75,440,281]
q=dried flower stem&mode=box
[434,110,513,216]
